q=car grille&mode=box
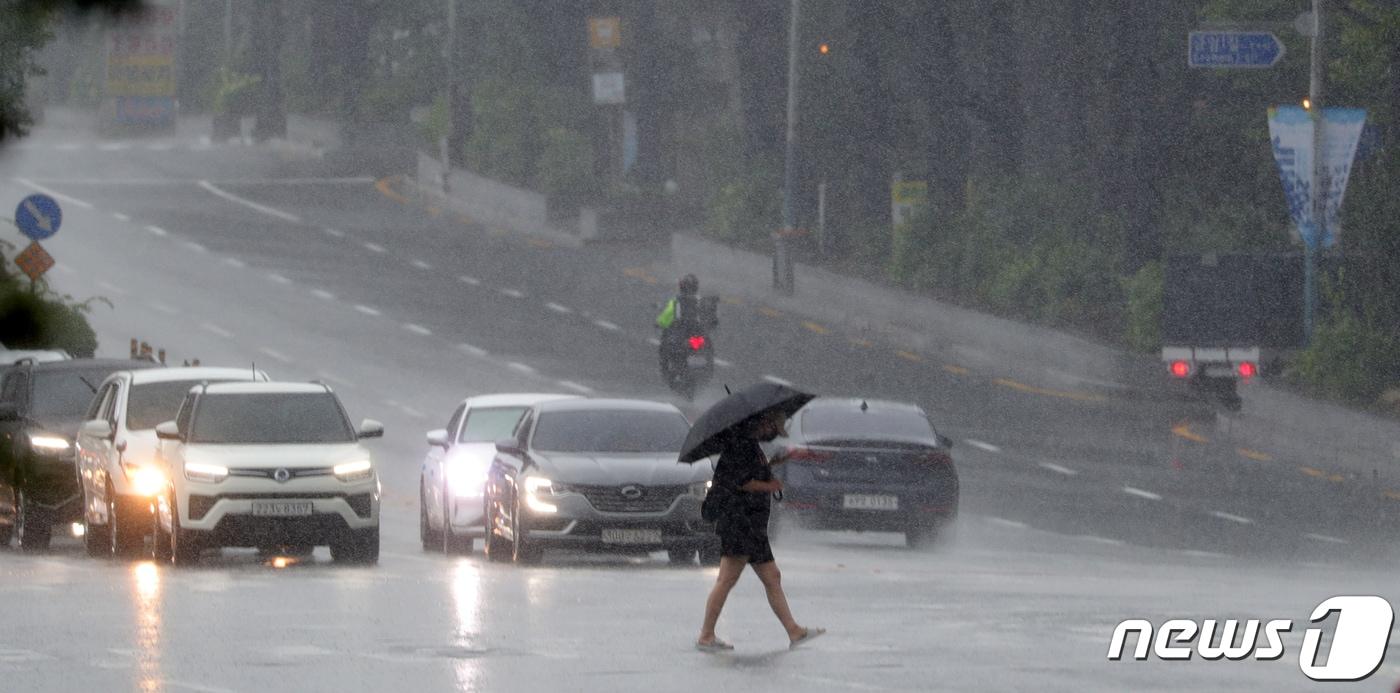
[574,484,686,513]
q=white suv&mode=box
[76,367,269,559]
[153,382,383,565]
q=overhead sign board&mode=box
[592,72,626,105]
[1189,31,1285,69]
[15,194,62,241]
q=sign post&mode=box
[12,194,62,283]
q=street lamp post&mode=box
[1304,0,1324,344]
[774,0,799,295]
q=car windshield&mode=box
[801,408,935,442]
[531,410,689,454]
[190,393,354,444]
[29,369,110,419]
[127,379,239,430]
[459,406,527,443]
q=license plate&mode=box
[601,528,662,545]
[843,494,899,511]
[251,501,314,517]
[686,355,709,368]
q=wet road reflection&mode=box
[131,561,162,692]
[451,559,483,691]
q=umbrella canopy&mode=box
[679,382,815,463]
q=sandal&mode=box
[695,638,735,652]
[789,627,826,649]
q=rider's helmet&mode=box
[678,274,699,296]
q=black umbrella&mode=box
[679,381,815,463]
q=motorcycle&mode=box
[657,296,719,401]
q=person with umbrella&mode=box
[680,382,825,652]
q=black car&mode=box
[772,398,959,548]
[0,358,163,550]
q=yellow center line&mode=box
[373,175,410,205]
[1383,490,1400,502]
[896,350,923,363]
[849,337,874,348]
[993,378,1106,402]
[426,206,442,217]
[758,306,783,318]
[1327,473,1346,483]
[1236,448,1273,462]
[527,238,554,249]
[457,213,475,225]
[943,364,970,375]
[803,321,830,335]
[1171,423,1208,444]
[1300,466,1326,478]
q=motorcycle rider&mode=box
[656,274,711,383]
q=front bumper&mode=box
[521,492,711,550]
[23,454,82,518]
[177,476,379,544]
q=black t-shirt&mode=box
[712,439,773,518]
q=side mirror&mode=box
[0,404,19,422]
[495,439,524,457]
[937,434,954,449]
[426,429,450,448]
[357,419,384,439]
[81,419,115,440]
[155,421,182,441]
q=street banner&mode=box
[1320,107,1367,246]
[1267,106,1366,249]
[103,0,179,129]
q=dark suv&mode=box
[0,358,162,550]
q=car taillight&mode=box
[782,447,831,463]
[1169,360,1191,378]
[1237,361,1257,379]
[922,451,952,466]
[688,335,707,351]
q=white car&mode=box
[153,382,383,565]
[76,367,269,559]
[420,393,580,553]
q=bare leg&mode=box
[751,560,804,639]
[698,555,747,643]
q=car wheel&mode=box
[83,488,111,558]
[152,501,171,562]
[906,518,955,549]
[483,494,509,562]
[109,486,145,559]
[510,498,542,565]
[419,482,441,551]
[16,488,51,552]
[330,527,379,565]
[667,547,696,565]
[442,486,472,555]
[169,495,201,566]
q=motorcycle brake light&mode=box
[688,335,707,351]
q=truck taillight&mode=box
[1238,361,1257,379]
[1170,360,1191,378]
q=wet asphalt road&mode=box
[1,114,1398,691]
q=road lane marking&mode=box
[112,212,130,222]
[458,275,481,286]
[1171,423,1208,443]
[363,242,386,253]
[182,241,208,253]
[374,176,410,204]
[986,517,1027,530]
[457,213,474,224]
[197,180,302,222]
[850,338,874,348]
[714,358,734,368]
[646,337,661,346]
[1209,511,1254,525]
[499,288,526,299]
[1122,486,1162,501]
[507,362,537,375]
[456,343,488,357]
[965,439,1001,453]
[97,142,131,151]
[200,322,233,338]
[411,259,433,270]
[403,323,432,336]
[1303,533,1348,544]
[1038,462,1078,476]
[267,273,292,285]
[147,301,178,315]
[803,321,830,335]
[1237,448,1273,462]
[223,257,246,268]
[14,178,94,208]
[762,375,794,387]
[311,289,335,300]
[546,302,572,314]
[1384,490,1400,502]
[257,347,293,363]
[1180,549,1229,559]
[146,225,169,237]
[558,381,594,395]
[757,306,783,318]
[994,378,1106,402]
[593,319,620,331]
[527,238,553,249]
[322,227,345,238]
[96,280,128,296]
[1076,535,1125,546]
[354,304,381,316]
[426,206,442,217]
[943,365,970,375]
[896,350,923,363]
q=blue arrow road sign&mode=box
[1189,31,1285,69]
[14,194,62,241]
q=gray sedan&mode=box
[483,398,718,565]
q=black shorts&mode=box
[716,513,774,565]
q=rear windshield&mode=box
[531,410,689,454]
[127,380,239,430]
[190,393,355,444]
[459,406,528,443]
[29,369,111,419]
[800,407,935,442]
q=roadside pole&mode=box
[440,0,457,194]
[1304,0,1323,344]
[775,0,799,295]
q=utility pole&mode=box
[774,0,799,295]
[440,0,457,193]
[1304,0,1324,343]
[222,0,232,73]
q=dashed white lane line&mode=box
[507,362,537,376]
[411,259,433,270]
[146,225,169,237]
[646,337,662,346]
[267,273,292,285]
[558,380,595,395]
[500,288,526,299]
[200,322,233,338]
[986,517,1027,530]
[1303,532,1348,544]
[363,242,386,253]
[1122,486,1162,501]
[223,257,246,268]
[546,302,572,314]
[1038,462,1078,476]
[965,439,1001,453]
[147,301,179,315]
[257,347,293,363]
[14,178,94,208]
[456,343,488,357]
[458,275,481,286]
[714,357,734,368]
[112,212,130,222]
[1076,535,1125,546]
[354,304,381,316]
[96,280,128,296]
[593,319,621,331]
[97,142,131,151]
[403,323,432,336]
[1209,511,1254,525]
[322,227,345,238]
[197,180,302,223]
[1180,549,1230,559]
[762,375,794,387]
[182,241,208,253]
[311,289,335,300]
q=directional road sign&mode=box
[14,194,62,241]
[1189,31,1285,69]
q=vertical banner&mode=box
[1267,105,1366,249]
[103,0,179,130]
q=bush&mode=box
[535,127,597,204]
[1288,276,1400,404]
[1122,261,1163,353]
[212,69,262,116]
[705,167,781,249]
[0,284,99,358]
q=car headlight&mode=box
[124,464,167,497]
[523,476,558,513]
[446,460,487,497]
[184,461,229,483]
[689,480,712,498]
[29,434,71,456]
[333,459,374,482]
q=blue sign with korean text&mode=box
[1189,31,1285,69]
